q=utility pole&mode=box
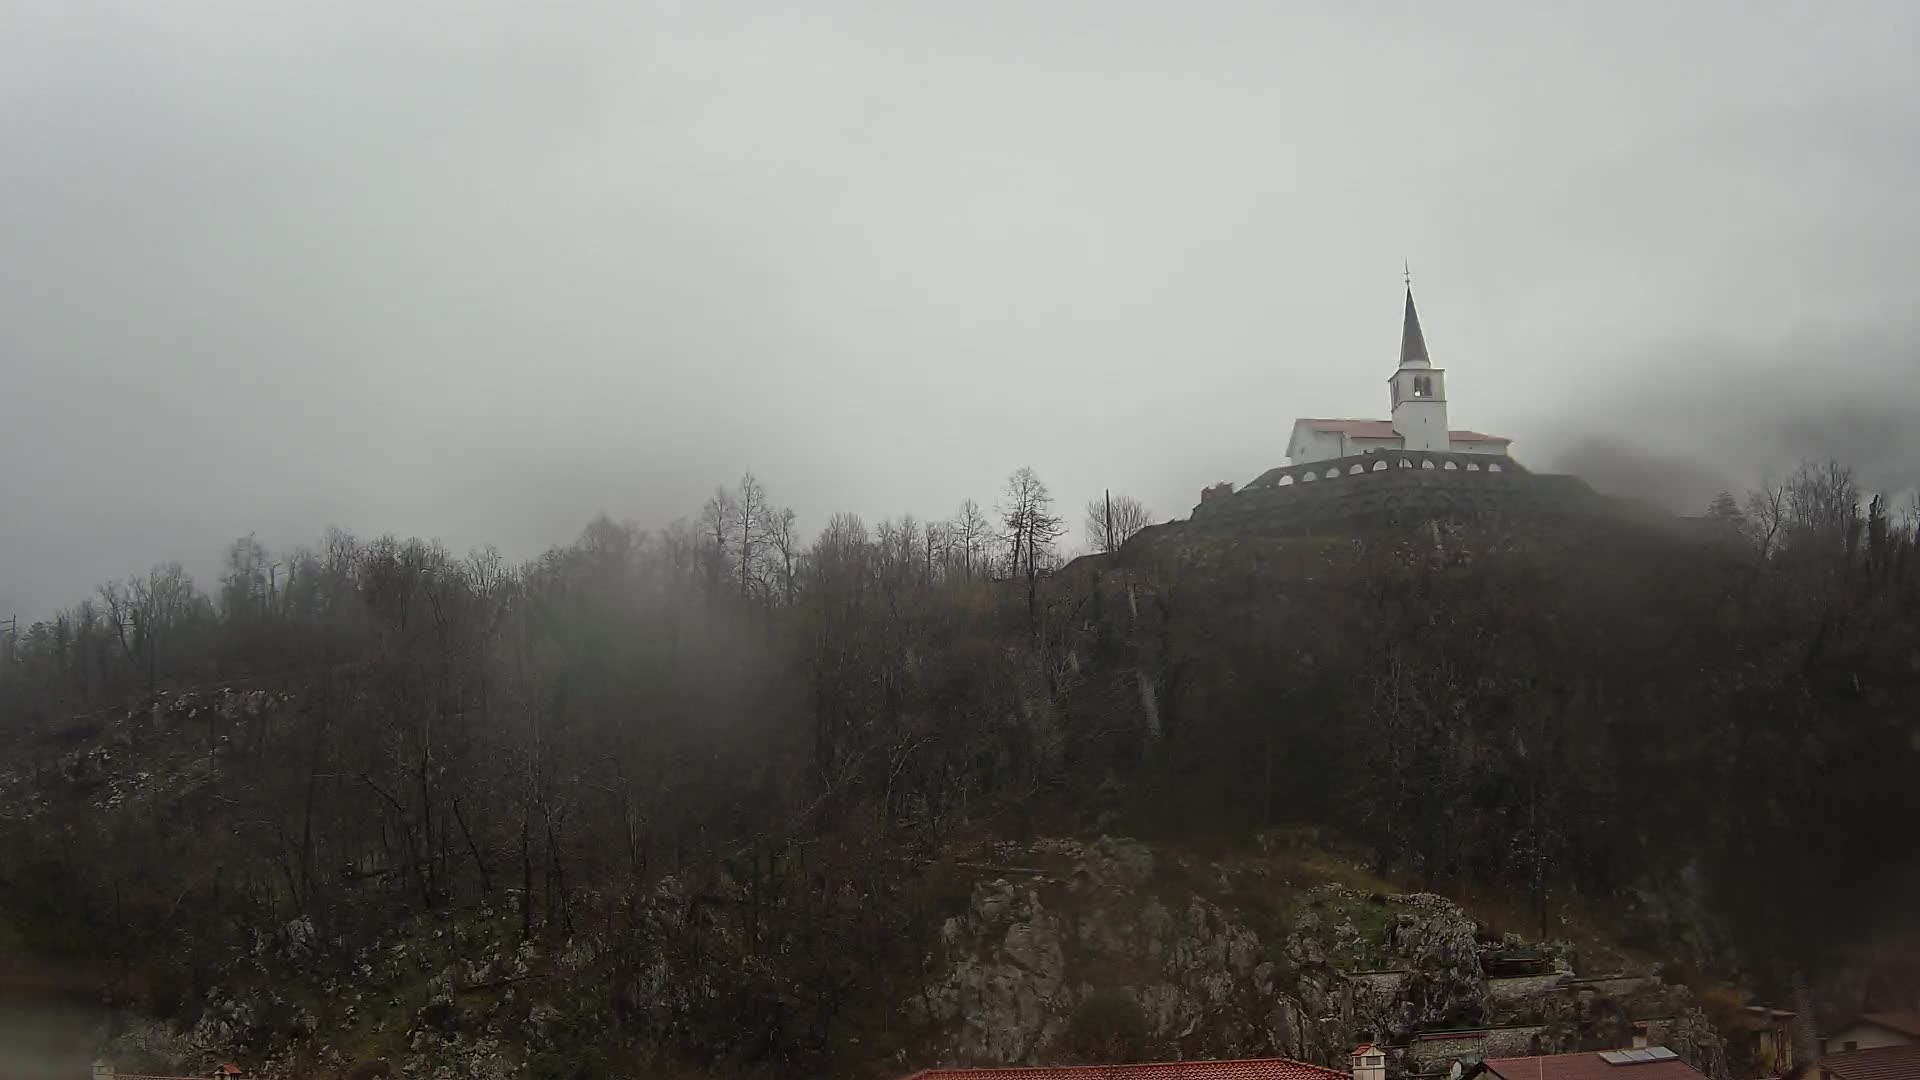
[1104,490,1113,554]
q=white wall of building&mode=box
[1823,1022,1915,1055]
[1286,426,1346,465]
[1351,436,1401,456]
[1288,424,1511,466]
[1392,401,1450,451]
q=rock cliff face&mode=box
[914,837,1303,1066]
[910,837,1729,1080]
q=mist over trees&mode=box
[0,461,1916,1074]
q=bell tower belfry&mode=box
[1388,281,1449,452]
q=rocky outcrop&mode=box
[98,987,317,1076]
[917,840,1357,1067]
[913,839,1731,1077]
[915,838,1317,1066]
[1392,897,1487,1030]
[916,877,1068,1062]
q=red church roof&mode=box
[900,1058,1351,1080]
[1298,419,1510,444]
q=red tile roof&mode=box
[1484,1051,1707,1080]
[899,1058,1351,1080]
[1822,1043,1920,1080]
[1298,419,1510,444]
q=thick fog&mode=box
[3,1,1917,617]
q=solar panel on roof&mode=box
[1646,1047,1677,1060]
[1600,1052,1633,1064]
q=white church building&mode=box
[1283,287,1511,465]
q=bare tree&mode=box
[220,533,272,619]
[735,472,769,600]
[1000,467,1064,623]
[660,517,699,593]
[1084,492,1154,553]
[1744,476,1789,560]
[895,515,922,586]
[951,499,990,581]
[95,563,208,702]
[811,512,872,604]
[924,521,947,585]
[700,487,736,603]
[1785,459,1859,549]
[761,505,801,606]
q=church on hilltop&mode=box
[1283,285,1512,465]
[1180,282,1614,532]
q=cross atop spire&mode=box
[1399,284,1430,368]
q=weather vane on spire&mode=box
[1404,260,1411,288]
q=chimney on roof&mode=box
[91,1062,114,1080]
[1352,1044,1387,1080]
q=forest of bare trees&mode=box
[0,461,1915,1075]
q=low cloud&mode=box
[1535,317,1920,511]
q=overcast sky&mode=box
[3,1,1917,617]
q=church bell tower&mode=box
[1388,285,1449,452]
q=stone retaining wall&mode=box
[1567,974,1661,998]
[1487,971,1571,1002]
[1402,1025,1551,1071]
[1187,453,1604,535]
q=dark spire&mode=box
[1399,286,1430,367]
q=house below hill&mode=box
[897,1048,1362,1080]
[1475,1048,1709,1080]
[1820,1013,1920,1056]
[1815,1042,1920,1080]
